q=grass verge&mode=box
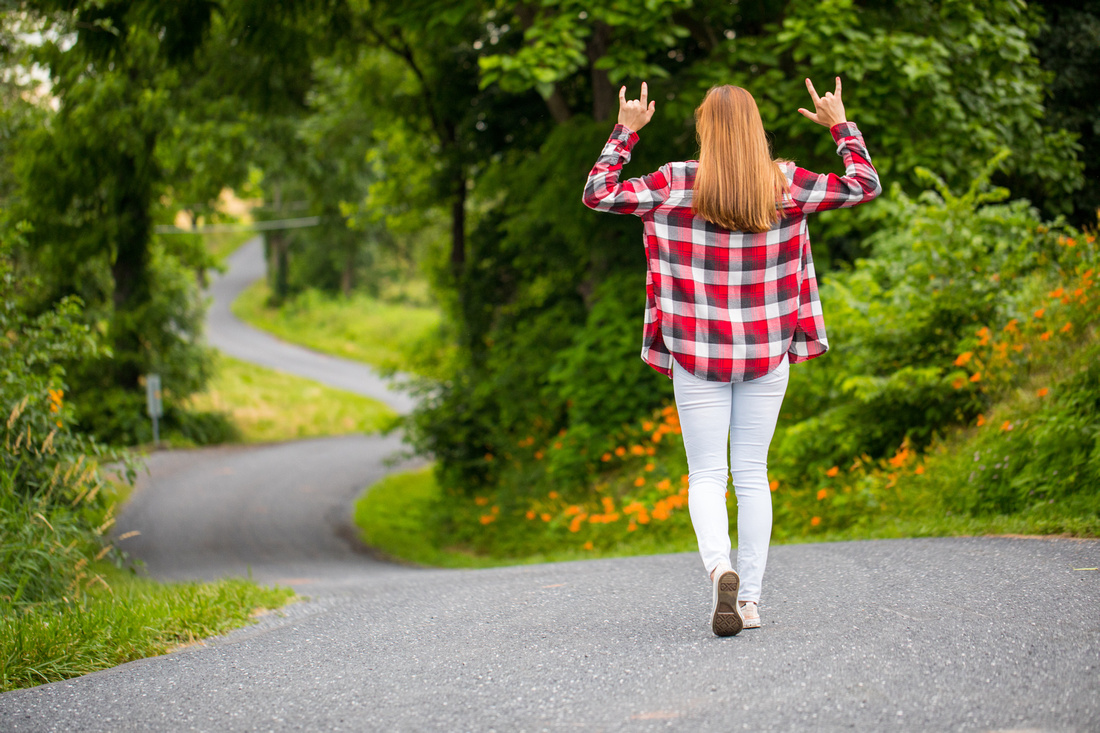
[184,352,397,443]
[353,466,696,568]
[0,563,294,692]
[355,463,1098,570]
[232,281,444,376]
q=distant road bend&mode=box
[0,236,1097,732]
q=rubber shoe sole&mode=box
[711,569,743,637]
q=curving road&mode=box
[207,237,416,414]
[1,238,1098,731]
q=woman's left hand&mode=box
[618,82,656,133]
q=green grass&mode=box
[353,466,696,568]
[185,352,397,443]
[355,464,1098,570]
[204,230,257,264]
[232,281,444,376]
[0,563,294,692]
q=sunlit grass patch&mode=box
[184,352,397,443]
[232,281,447,377]
[203,230,257,264]
[0,564,294,692]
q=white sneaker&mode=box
[711,567,743,637]
[739,601,761,629]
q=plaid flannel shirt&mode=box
[583,121,880,382]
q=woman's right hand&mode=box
[797,77,847,128]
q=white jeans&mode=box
[672,354,789,603]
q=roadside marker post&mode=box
[145,373,163,447]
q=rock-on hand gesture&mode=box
[797,77,847,128]
[618,82,656,133]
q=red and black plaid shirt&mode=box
[583,121,880,382]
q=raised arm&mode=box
[790,77,881,213]
[582,83,670,216]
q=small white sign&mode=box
[145,373,163,418]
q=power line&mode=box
[154,216,322,234]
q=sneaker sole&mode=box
[711,570,743,637]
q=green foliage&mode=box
[772,153,1068,475]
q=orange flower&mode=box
[634,476,645,487]
[1001,420,1013,432]
[627,521,637,532]
[484,453,494,462]
[1065,237,1077,247]
[642,421,654,431]
[1049,287,1064,298]
[816,488,828,500]
[825,466,839,478]
[644,462,655,472]
[769,480,779,492]
[810,516,821,527]
[976,326,991,345]
[681,474,690,485]
[479,515,495,525]
[1003,319,1018,333]
[549,491,560,500]
[1033,308,1045,319]
[525,510,536,520]
[1040,330,1052,341]
[976,414,986,427]
[540,513,551,522]
[969,372,982,383]
[651,432,663,443]
[601,496,615,513]
[915,464,925,475]
[630,445,646,456]
[601,452,612,462]
[615,446,626,457]
[474,496,489,506]
[954,352,973,366]
[657,478,672,491]
[645,446,656,456]
[583,541,593,550]
[1061,322,1073,333]
[553,441,563,450]
[534,450,544,460]
[568,514,588,532]
[1037,387,1049,397]
[952,378,965,390]
[636,510,651,525]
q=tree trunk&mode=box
[341,246,354,297]
[451,174,466,275]
[109,152,153,389]
[545,85,572,123]
[587,22,614,123]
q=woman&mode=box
[582,78,880,636]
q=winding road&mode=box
[1,238,1098,732]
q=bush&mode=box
[1,235,135,605]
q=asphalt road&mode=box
[2,238,1098,731]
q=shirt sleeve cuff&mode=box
[830,122,861,142]
[611,123,640,148]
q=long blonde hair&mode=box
[692,85,790,233]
